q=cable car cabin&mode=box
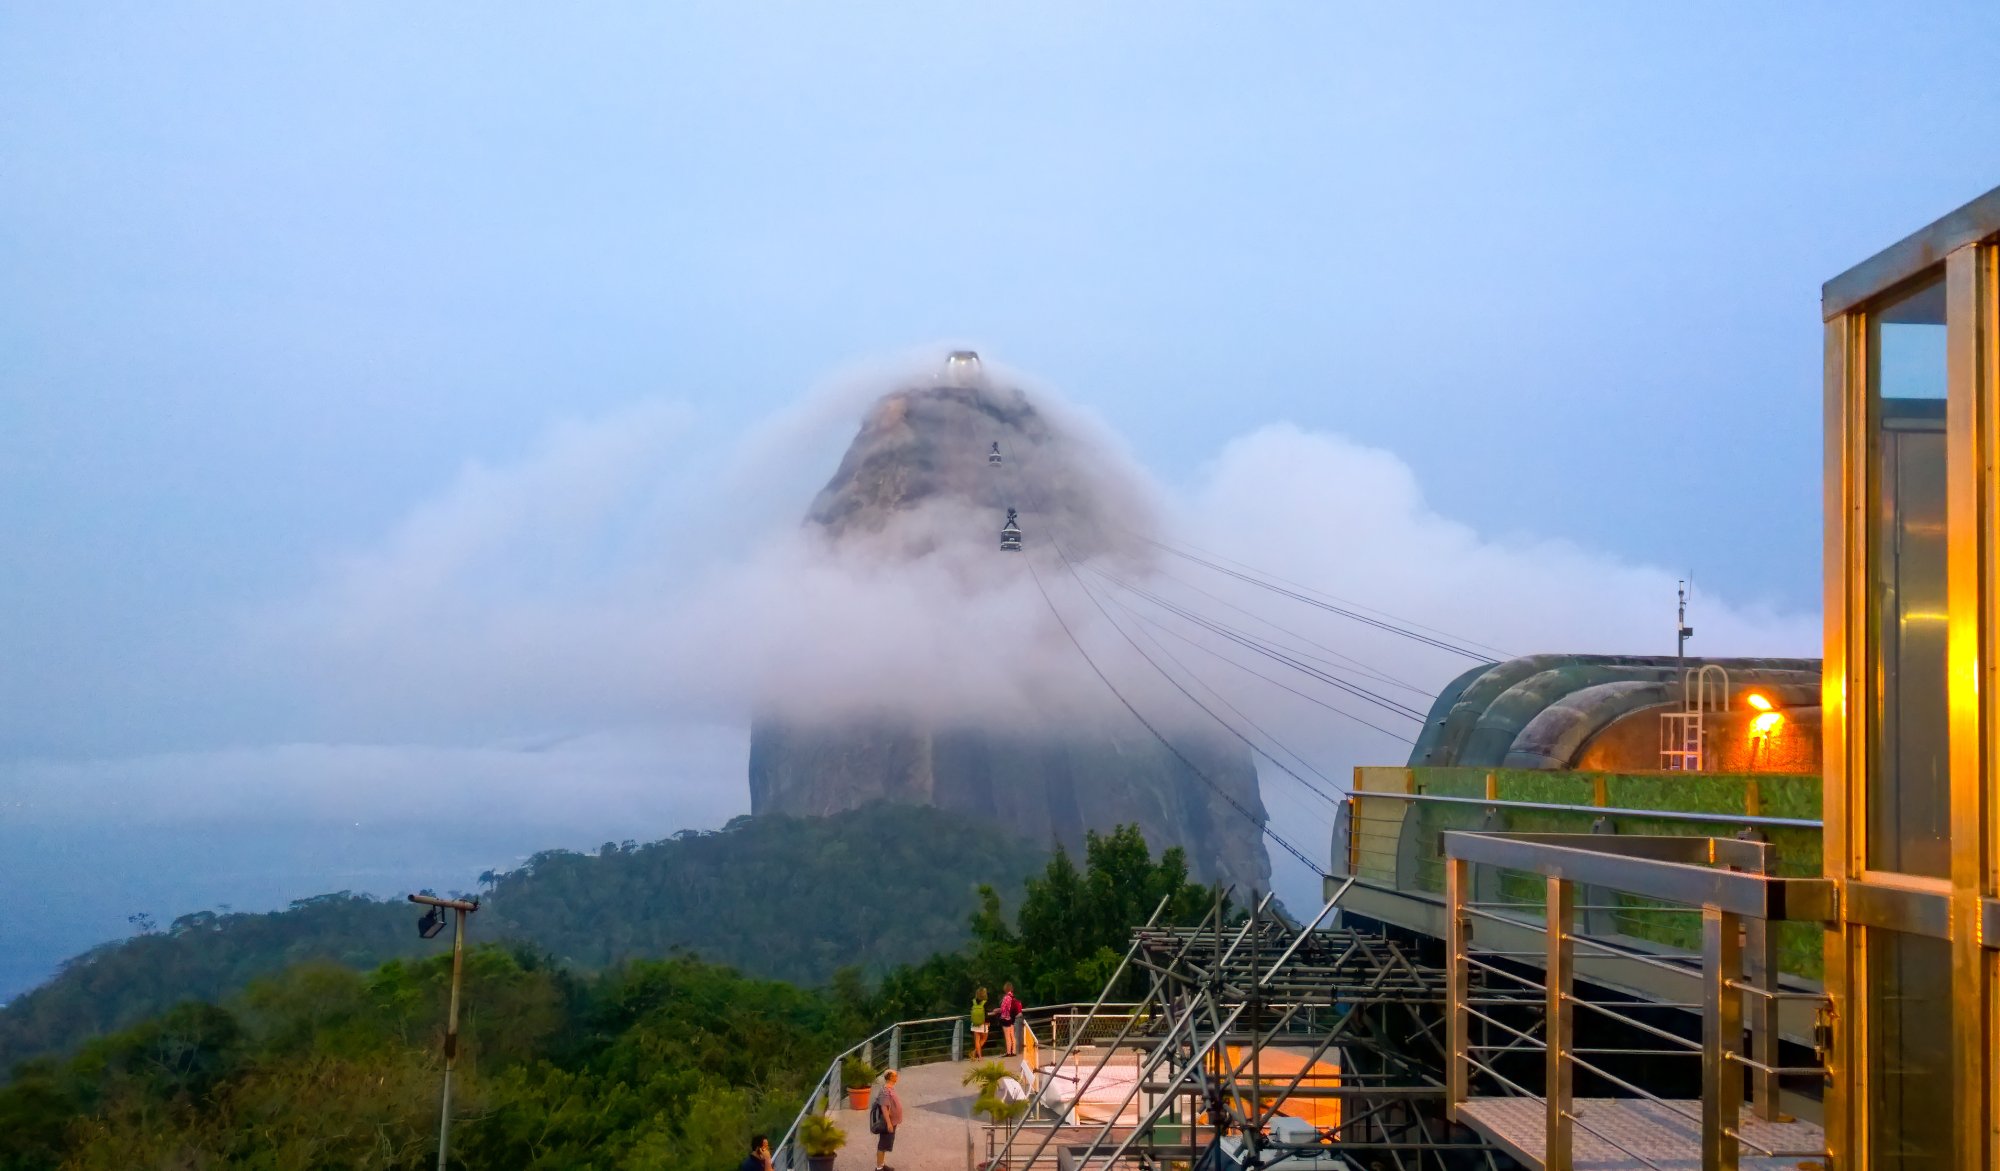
[944,350,983,386]
[988,442,1002,466]
[1000,508,1023,552]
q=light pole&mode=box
[410,892,479,1171]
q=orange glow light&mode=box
[1750,711,1783,737]
[1743,692,1774,712]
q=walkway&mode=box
[1460,1097,1828,1171]
[830,1059,984,1171]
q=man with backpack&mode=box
[868,1068,903,1169]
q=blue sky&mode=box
[2,4,1997,995]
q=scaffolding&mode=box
[991,885,1505,1170]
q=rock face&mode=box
[746,360,1272,891]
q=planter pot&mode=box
[847,1086,870,1111]
[807,1156,836,1171]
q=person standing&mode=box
[872,1068,903,1170]
[998,982,1024,1057]
[739,1134,773,1171]
[970,986,990,1060]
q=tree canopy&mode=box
[0,819,1230,1170]
[0,803,1048,1073]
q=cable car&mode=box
[1000,508,1023,552]
[988,442,1003,466]
[944,350,983,386]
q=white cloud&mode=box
[137,377,1832,927]
[246,386,1817,840]
[8,370,1824,986]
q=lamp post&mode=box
[410,892,479,1171]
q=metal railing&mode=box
[1343,770,1828,982]
[772,1000,1156,1171]
[774,1013,966,1171]
[1442,830,1835,1171]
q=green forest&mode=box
[0,804,1048,1073]
[1,818,1224,1171]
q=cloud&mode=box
[8,363,1822,992]
[251,352,1184,740]
[249,376,1817,793]
[1150,422,1817,901]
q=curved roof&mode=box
[1409,654,1821,769]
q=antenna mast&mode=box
[1677,579,1694,679]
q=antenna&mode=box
[1677,578,1695,677]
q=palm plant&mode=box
[962,1059,1029,1126]
[800,1114,846,1157]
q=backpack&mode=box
[868,1094,886,1135]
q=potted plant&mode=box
[965,1060,1028,1169]
[799,1114,846,1171]
[842,1055,878,1110]
[961,1059,1008,1099]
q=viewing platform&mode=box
[824,1059,982,1171]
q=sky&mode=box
[2,3,1997,999]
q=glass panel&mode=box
[1866,273,1949,877]
[1865,928,1955,1171]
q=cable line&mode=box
[1091,567,1429,723]
[1140,531,1515,656]
[1097,586,1417,747]
[1092,581,1343,806]
[1137,536,1510,661]
[1141,562,1434,696]
[998,440,1328,877]
[1106,597,1354,800]
[1017,548,1329,878]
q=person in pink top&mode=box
[997,983,1025,1057]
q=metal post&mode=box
[1250,898,1262,1161]
[953,1018,964,1063]
[1445,856,1470,1120]
[437,907,465,1171]
[1743,908,1781,1120]
[1702,906,1743,1171]
[409,893,477,1171]
[889,1024,901,1071]
[1545,877,1575,1171]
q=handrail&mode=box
[774,1015,957,1169]
[773,1002,1152,1168]
[1359,787,1822,831]
[1443,832,1832,1171]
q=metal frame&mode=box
[1443,831,1834,1171]
[987,884,1506,1170]
[1823,183,2000,1171]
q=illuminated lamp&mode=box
[1743,692,1774,712]
[1750,711,1783,737]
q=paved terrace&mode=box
[829,1060,982,1171]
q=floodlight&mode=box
[418,906,445,939]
